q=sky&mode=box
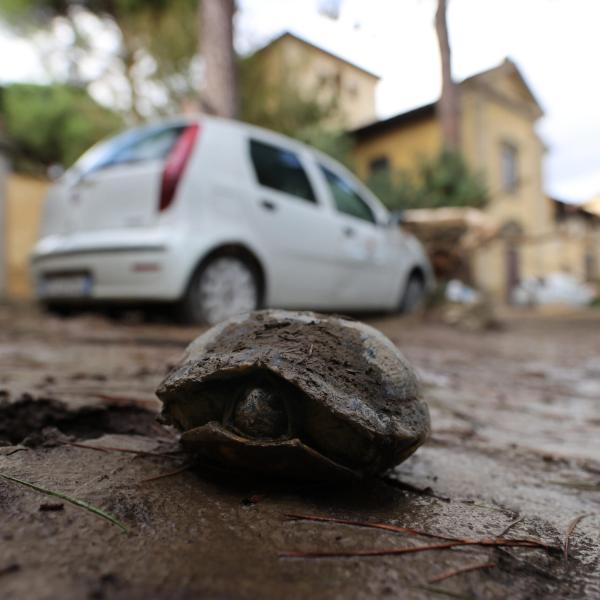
[1,0,599,202]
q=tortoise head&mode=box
[231,385,288,439]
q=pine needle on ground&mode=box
[0,472,128,534]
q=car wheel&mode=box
[181,255,260,325]
[400,274,425,314]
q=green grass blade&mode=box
[0,472,128,534]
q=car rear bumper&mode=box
[31,236,189,302]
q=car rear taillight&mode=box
[159,123,199,212]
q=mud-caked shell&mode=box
[157,310,430,479]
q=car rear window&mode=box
[111,127,184,165]
[249,139,316,203]
[72,124,186,178]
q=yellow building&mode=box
[2,173,50,299]
[554,196,600,282]
[585,195,600,277]
[351,59,596,300]
[585,194,600,219]
[253,32,380,129]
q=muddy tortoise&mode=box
[156,310,430,479]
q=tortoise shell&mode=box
[156,310,430,479]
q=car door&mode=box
[245,136,341,308]
[317,163,396,308]
[67,124,187,234]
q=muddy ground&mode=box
[0,305,598,599]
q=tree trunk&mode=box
[200,0,238,118]
[122,43,144,123]
[435,0,460,150]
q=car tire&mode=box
[178,254,261,325]
[400,274,425,314]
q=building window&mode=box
[318,72,330,87]
[318,70,342,92]
[501,142,519,193]
[347,81,358,98]
[333,70,342,91]
[369,156,390,176]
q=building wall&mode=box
[5,173,50,298]
[461,86,551,237]
[352,64,591,302]
[462,79,564,298]
[472,238,507,300]
[353,118,442,181]
[260,35,379,129]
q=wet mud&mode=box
[0,305,599,599]
[0,395,160,446]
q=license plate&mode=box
[39,274,92,298]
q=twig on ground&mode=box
[285,512,456,541]
[564,514,590,561]
[94,393,159,407]
[284,512,554,549]
[1,447,29,456]
[280,538,545,559]
[498,515,524,537]
[282,512,557,559]
[428,560,496,583]
[138,464,192,483]
[281,541,461,558]
[0,472,128,534]
[65,442,182,458]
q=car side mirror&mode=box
[387,210,404,227]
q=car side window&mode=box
[320,165,376,223]
[249,139,316,203]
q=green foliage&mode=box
[0,83,123,172]
[0,0,70,29]
[239,54,328,136]
[239,53,352,166]
[0,0,176,26]
[0,0,199,118]
[124,0,199,114]
[295,126,355,169]
[367,148,489,211]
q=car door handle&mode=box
[343,226,356,238]
[260,199,277,212]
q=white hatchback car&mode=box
[31,116,433,324]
